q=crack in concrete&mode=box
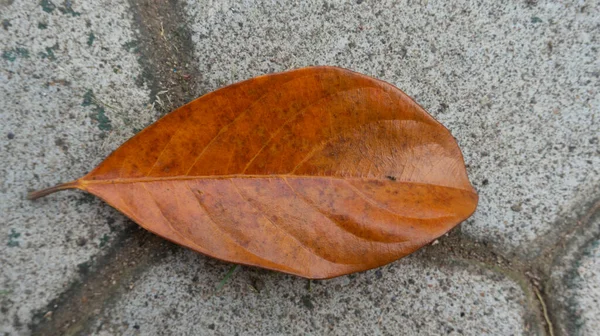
[29,225,175,336]
[29,195,598,336]
[543,198,600,336]
[126,0,203,114]
[416,229,546,335]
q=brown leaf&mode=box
[29,66,478,279]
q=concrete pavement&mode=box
[1,0,598,335]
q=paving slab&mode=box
[183,0,600,253]
[1,0,598,335]
[0,1,152,334]
[547,203,600,336]
[91,250,532,336]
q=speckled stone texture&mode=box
[183,0,599,253]
[1,0,599,335]
[548,208,600,335]
[91,250,528,336]
[0,1,154,334]
[570,240,600,334]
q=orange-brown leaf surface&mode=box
[29,66,478,279]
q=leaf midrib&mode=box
[81,174,476,193]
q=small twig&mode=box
[533,285,554,336]
[155,90,169,110]
[155,95,164,109]
[160,21,167,42]
[91,96,118,111]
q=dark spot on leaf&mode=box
[7,132,14,140]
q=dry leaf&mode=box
[29,66,478,279]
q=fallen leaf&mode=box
[28,66,478,279]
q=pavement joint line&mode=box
[29,225,174,336]
[543,198,600,335]
[24,0,202,334]
[30,195,600,336]
[533,285,554,336]
[126,0,203,113]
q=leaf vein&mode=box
[229,179,345,267]
[241,86,375,174]
[184,73,317,176]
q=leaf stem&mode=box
[27,180,80,200]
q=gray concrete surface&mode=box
[547,204,600,335]
[1,0,599,335]
[92,251,529,336]
[571,240,600,334]
[565,239,600,335]
[1,1,153,334]
[185,0,600,253]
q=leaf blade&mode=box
[33,66,478,279]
